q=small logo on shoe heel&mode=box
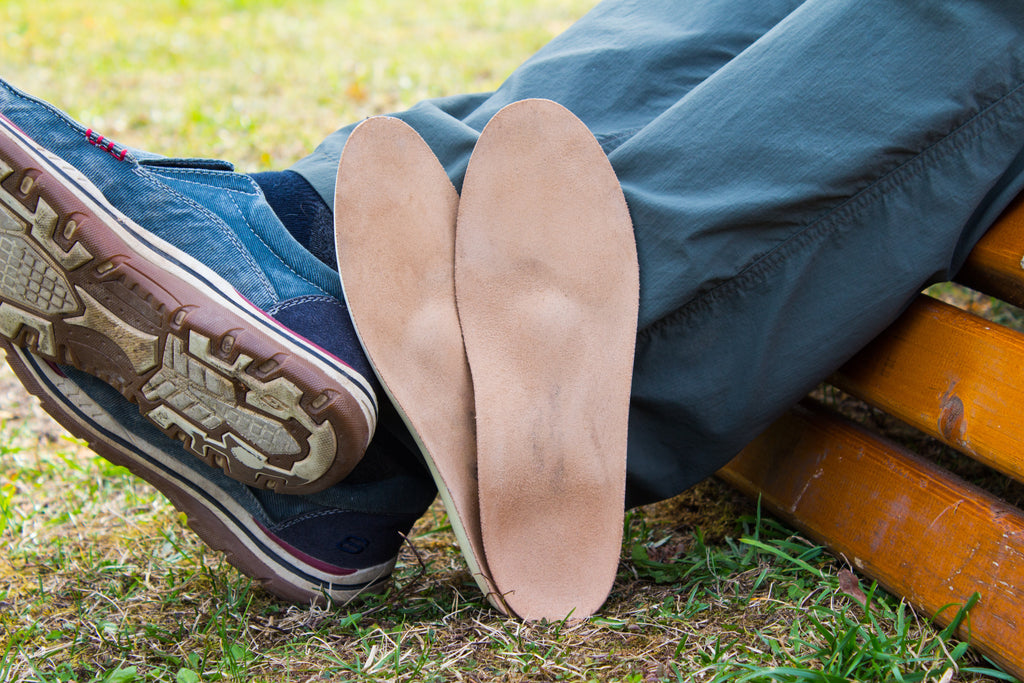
[339,536,370,555]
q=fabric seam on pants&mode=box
[638,77,1024,341]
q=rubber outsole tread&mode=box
[0,117,373,494]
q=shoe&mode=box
[2,339,437,605]
[0,78,377,494]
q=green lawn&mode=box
[3,0,587,169]
[0,2,1016,682]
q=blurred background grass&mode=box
[2,0,592,168]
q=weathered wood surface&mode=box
[717,181,1024,677]
[831,294,1024,484]
[719,402,1024,679]
[958,193,1024,309]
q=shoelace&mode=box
[85,128,128,161]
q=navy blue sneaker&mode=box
[3,339,436,604]
[0,78,377,494]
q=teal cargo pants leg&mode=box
[293,0,1024,506]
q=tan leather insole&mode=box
[333,117,496,605]
[455,99,639,620]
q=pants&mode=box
[292,0,1024,507]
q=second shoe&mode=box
[2,339,436,604]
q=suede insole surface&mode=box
[333,117,495,603]
[455,99,639,621]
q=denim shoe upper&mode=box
[0,77,377,390]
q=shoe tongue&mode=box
[138,157,235,172]
[250,170,336,267]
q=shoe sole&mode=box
[333,117,499,607]
[455,100,638,620]
[1,339,393,604]
[0,114,376,494]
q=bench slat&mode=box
[830,294,1024,483]
[718,401,1024,679]
[957,194,1024,309]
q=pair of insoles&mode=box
[334,100,638,620]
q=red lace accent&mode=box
[85,128,128,161]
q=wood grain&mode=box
[831,295,1024,484]
[958,194,1024,309]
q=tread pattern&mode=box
[0,123,368,493]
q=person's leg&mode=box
[287,0,806,264]
[296,0,805,190]
[294,0,1024,506]
[617,0,1024,504]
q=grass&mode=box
[0,1,1020,681]
[1,429,1007,682]
[2,0,586,169]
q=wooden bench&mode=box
[718,195,1024,679]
